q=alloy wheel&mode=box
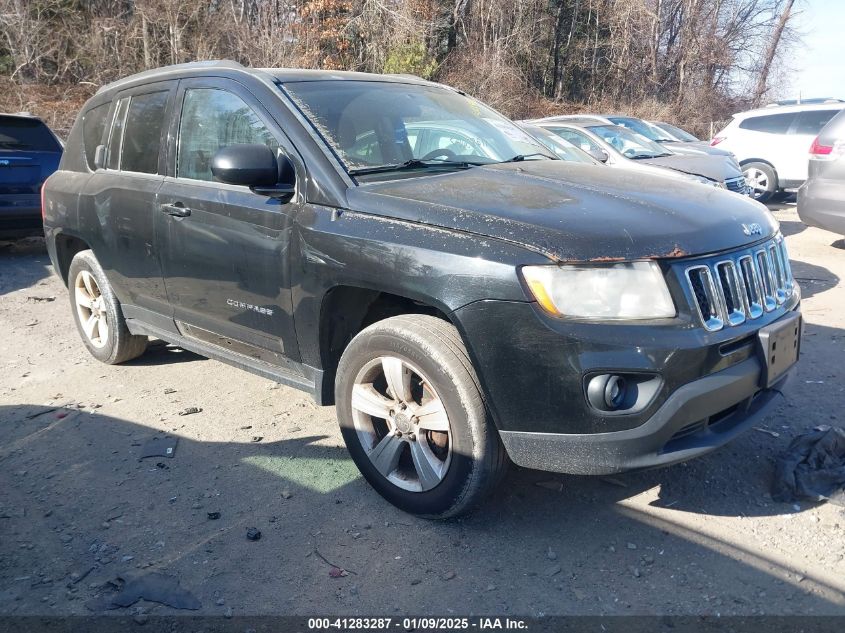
[743,167,769,199]
[74,270,109,349]
[350,356,452,492]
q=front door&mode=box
[156,78,301,367]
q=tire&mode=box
[335,314,508,518]
[742,161,778,203]
[67,249,148,364]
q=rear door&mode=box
[156,77,302,366]
[81,82,175,324]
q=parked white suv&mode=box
[711,103,845,202]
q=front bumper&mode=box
[499,356,791,475]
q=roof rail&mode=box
[96,60,246,94]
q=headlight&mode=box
[521,261,676,320]
[689,174,721,188]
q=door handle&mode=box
[160,202,191,218]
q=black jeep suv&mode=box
[43,61,801,517]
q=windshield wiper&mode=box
[348,158,482,176]
[496,152,554,163]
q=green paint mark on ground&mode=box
[243,455,361,493]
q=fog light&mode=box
[587,374,627,411]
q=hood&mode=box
[659,141,734,158]
[346,161,778,262]
[637,153,742,181]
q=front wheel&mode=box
[743,162,778,203]
[335,315,508,518]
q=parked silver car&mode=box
[798,108,845,236]
[529,118,750,194]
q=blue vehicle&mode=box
[0,113,63,234]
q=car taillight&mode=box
[809,135,833,156]
[710,136,725,146]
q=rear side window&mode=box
[793,109,840,136]
[177,88,278,181]
[107,97,130,170]
[82,103,109,170]
[120,91,169,174]
[0,115,61,151]
[738,113,795,134]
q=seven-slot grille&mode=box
[684,236,793,331]
[724,176,750,196]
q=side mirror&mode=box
[588,148,609,163]
[211,144,295,202]
[94,144,107,170]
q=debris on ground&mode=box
[177,407,202,416]
[535,479,564,491]
[163,388,177,395]
[86,572,201,611]
[754,426,781,438]
[207,512,221,520]
[139,436,178,459]
[772,425,845,505]
[329,567,348,578]
[281,490,292,499]
[246,527,261,541]
[250,436,263,442]
[26,295,55,302]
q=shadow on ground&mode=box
[0,236,51,295]
[2,396,843,617]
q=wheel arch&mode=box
[53,232,92,285]
[317,284,458,405]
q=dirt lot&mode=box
[1,201,844,618]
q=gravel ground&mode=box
[1,201,844,618]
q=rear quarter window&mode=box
[738,113,796,134]
[793,109,841,136]
[0,115,62,152]
[82,103,110,170]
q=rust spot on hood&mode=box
[588,255,627,263]
[645,244,688,259]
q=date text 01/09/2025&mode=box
[306,617,529,630]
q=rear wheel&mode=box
[335,315,508,518]
[68,250,148,364]
[743,162,778,203]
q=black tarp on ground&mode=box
[772,425,845,506]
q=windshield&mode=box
[588,125,671,159]
[607,117,675,142]
[0,116,61,151]
[655,122,700,142]
[521,125,598,164]
[283,81,553,175]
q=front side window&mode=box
[547,127,602,154]
[739,113,796,134]
[121,91,169,174]
[177,88,279,181]
[588,125,670,159]
[284,80,552,175]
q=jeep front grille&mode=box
[684,236,793,331]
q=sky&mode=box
[789,0,845,100]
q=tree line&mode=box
[0,0,800,136]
